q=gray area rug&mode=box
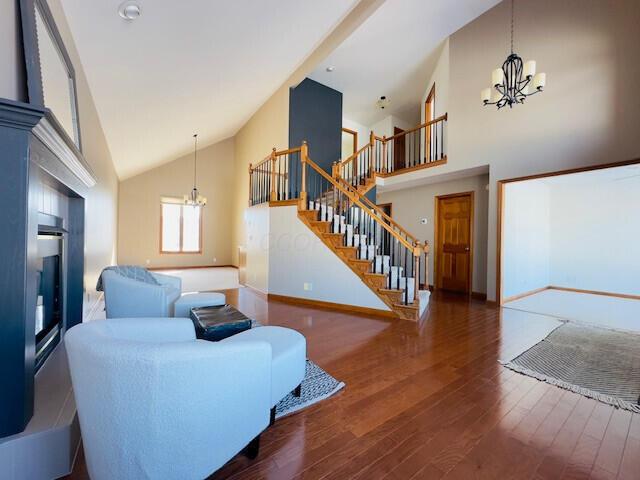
[275,360,345,419]
[502,322,640,413]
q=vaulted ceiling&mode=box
[309,0,500,127]
[61,0,358,179]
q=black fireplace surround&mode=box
[0,102,89,439]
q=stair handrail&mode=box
[339,141,370,167]
[334,175,419,246]
[305,155,417,253]
[383,113,448,142]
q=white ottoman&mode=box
[223,326,306,423]
[173,292,226,318]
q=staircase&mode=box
[249,142,430,321]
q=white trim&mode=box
[33,117,96,187]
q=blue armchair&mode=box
[65,317,272,480]
[102,270,182,318]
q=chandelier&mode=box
[481,0,546,109]
[184,134,207,207]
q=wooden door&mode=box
[393,126,405,171]
[435,192,473,293]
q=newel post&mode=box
[248,163,253,206]
[270,147,277,202]
[332,160,340,179]
[423,241,430,290]
[413,241,422,300]
[382,135,387,173]
[299,141,308,209]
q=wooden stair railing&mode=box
[301,155,429,320]
[379,113,448,175]
[248,142,430,321]
[248,145,305,206]
[334,174,419,249]
[334,113,448,190]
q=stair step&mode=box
[378,288,404,302]
[363,272,387,288]
[393,303,418,311]
[309,221,332,233]
[335,246,358,259]
[349,258,372,274]
[321,232,344,247]
[299,209,318,221]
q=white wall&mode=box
[549,176,640,296]
[343,117,370,149]
[503,171,640,299]
[244,203,271,293]
[244,204,390,310]
[420,39,449,161]
[502,181,551,299]
[396,0,640,301]
[378,173,489,294]
[269,206,389,309]
[118,137,235,268]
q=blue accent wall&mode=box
[289,78,342,174]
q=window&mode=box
[160,201,202,253]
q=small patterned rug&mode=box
[274,360,345,419]
[502,322,640,413]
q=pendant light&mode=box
[481,0,546,109]
[184,134,207,207]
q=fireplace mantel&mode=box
[0,98,91,478]
[33,111,96,188]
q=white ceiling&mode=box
[309,0,500,127]
[61,0,358,179]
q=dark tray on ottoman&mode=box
[190,304,252,342]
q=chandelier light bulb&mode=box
[533,72,546,90]
[481,88,491,103]
[523,60,536,79]
[492,68,504,87]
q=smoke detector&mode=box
[376,96,390,109]
[118,1,141,20]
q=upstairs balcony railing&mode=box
[338,113,448,189]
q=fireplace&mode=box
[35,213,66,371]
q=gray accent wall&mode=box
[289,78,342,174]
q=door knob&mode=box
[465,247,470,251]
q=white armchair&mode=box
[102,270,182,318]
[65,317,272,480]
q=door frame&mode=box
[377,202,392,216]
[341,127,358,156]
[424,84,435,161]
[495,157,640,305]
[434,191,474,294]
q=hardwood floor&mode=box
[65,289,640,480]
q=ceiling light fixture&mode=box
[118,1,141,21]
[184,134,207,207]
[376,96,390,110]
[326,66,335,72]
[481,0,546,109]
